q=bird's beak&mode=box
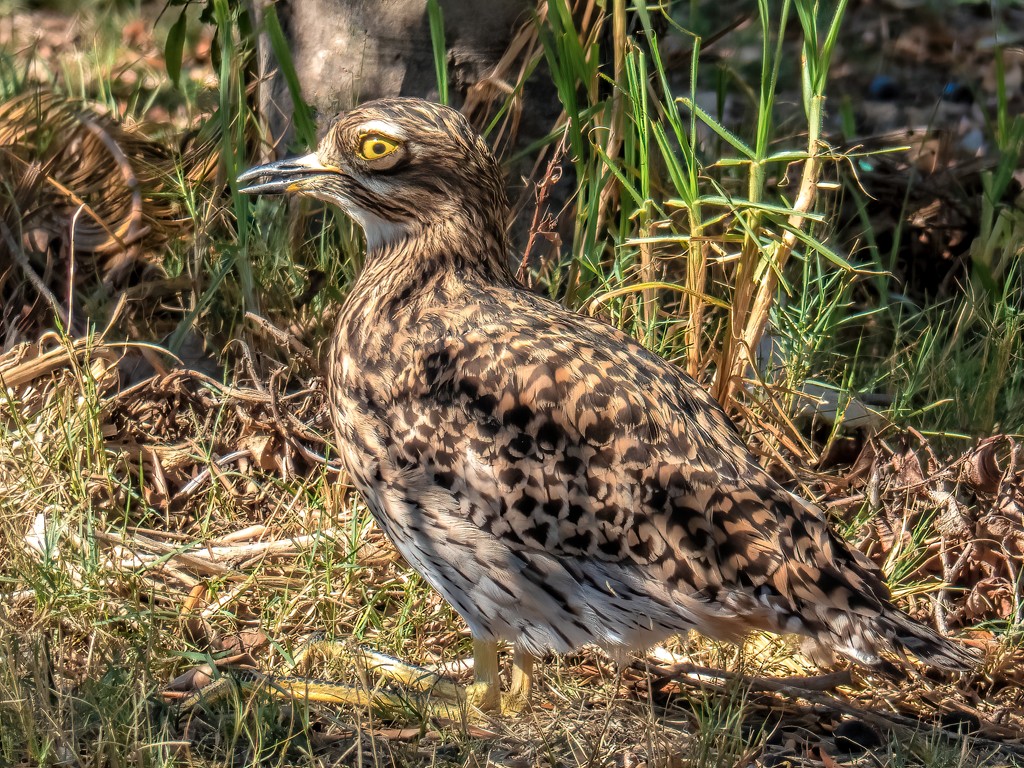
[237,153,341,195]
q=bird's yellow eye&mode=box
[357,134,401,161]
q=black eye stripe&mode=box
[340,179,409,218]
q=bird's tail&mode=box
[775,494,980,673]
[870,606,980,671]
[795,596,980,673]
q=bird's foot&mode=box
[501,645,535,714]
[461,682,530,716]
[464,679,501,712]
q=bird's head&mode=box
[238,98,510,254]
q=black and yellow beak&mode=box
[237,153,341,195]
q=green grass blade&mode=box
[427,0,449,105]
[263,3,318,148]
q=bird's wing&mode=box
[386,296,981,670]
[392,298,890,634]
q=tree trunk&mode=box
[250,0,534,158]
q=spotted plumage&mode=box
[239,98,976,706]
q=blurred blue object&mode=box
[942,81,973,104]
[868,75,899,100]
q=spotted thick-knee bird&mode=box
[238,98,977,711]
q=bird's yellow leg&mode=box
[463,641,537,715]
[505,647,534,714]
[464,638,502,712]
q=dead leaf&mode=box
[215,629,269,657]
[965,577,1016,620]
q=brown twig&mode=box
[647,659,854,695]
[0,217,72,325]
[244,311,315,364]
[517,125,571,285]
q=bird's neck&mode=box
[340,215,515,343]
